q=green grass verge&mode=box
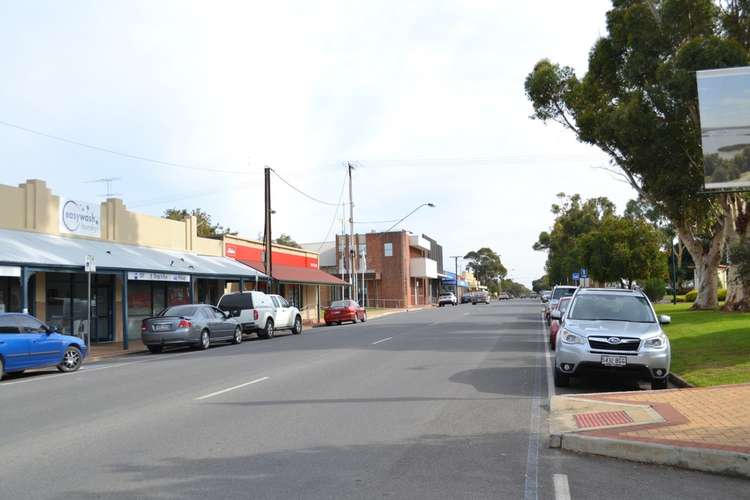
[654,303,750,387]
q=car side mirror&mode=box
[659,315,671,325]
[550,310,562,320]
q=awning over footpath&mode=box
[238,259,348,286]
[0,228,267,280]
[441,271,468,288]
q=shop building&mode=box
[329,230,442,308]
[0,179,266,350]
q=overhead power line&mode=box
[269,168,343,207]
[0,118,254,175]
[317,170,350,253]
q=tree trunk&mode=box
[722,195,750,311]
[677,222,722,310]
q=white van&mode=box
[217,291,303,339]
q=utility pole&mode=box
[450,256,461,301]
[348,162,357,302]
[264,166,273,293]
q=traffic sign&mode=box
[572,272,580,280]
[580,268,588,279]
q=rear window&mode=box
[552,287,576,300]
[330,300,350,308]
[161,305,199,317]
[218,293,254,311]
[568,294,655,323]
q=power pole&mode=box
[264,166,273,293]
[348,162,357,302]
[450,256,461,300]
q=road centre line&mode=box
[195,376,270,401]
[553,474,572,500]
[371,337,393,345]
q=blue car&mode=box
[0,313,87,380]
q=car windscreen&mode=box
[218,293,253,311]
[568,294,655,323]
[558,298,572,313]
[330,300,349,308]
[160,305,199,317]
[552,287,576,300]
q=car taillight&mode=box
[347,307,356,312]
[253,310,259,320]
[141,320,148,332]
[177,319,192,328]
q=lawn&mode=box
[654,303,750,387]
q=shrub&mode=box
[718,288,727,301]
[685,290,698,302]
[642,278,666,303]
[676,295,686,303]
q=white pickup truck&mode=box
[217,291,303,339]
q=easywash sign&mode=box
[59,199,101,237]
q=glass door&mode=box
[93,286,113,342]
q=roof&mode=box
[576,287,644,296]
[0,228,266,279]
[238,259,348,286]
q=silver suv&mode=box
[552,288,671,390]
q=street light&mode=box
[384,203,436,233]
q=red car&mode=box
[549,296,572,350]
[324,300,367,325]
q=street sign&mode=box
[84,255,96,273]
[580,268,589,279]
[572,272,580,280]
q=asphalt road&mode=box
[0,300,746,499]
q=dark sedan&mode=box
[141,304,243,353]
[324,300,367,325]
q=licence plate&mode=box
[601,355,627,367]
[153,324,171,332]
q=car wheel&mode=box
[264,319,275,339]
[0,357,4,381]
[57,346,83,373]
[198,329,211,350]
[231,326,243,344]
[554,368,570,387]
[651,377,668,390]
[361,312,367,323]
[292,316,303,335]
[148,345,163,354]
[325,322,332,327]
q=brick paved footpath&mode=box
[552,384,750,454]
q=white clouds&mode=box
[0,0,634,286]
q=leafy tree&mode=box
[463,248,507,285]
[274,233,302,248]
[532,275,550,293]
[525,0,749,309]
[164,208,234,238]
[500,279,531,297]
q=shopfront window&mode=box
[45,273,91,337]
[0,277,20,313]
[126,281,190,339]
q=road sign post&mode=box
[84,255,96,348]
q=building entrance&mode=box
[92,286,113,342]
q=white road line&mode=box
[553,474,571,500]
[371,337,393,345]
[542,312,555,402]
[523,311,545,500]
[195,376,270,401]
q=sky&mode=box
[0,0,637,286]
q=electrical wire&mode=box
[0,118,256,175]
[353,218,400,224]
[317,171,349,253]
[270,168,343,207]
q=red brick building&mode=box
[333,231,443,308]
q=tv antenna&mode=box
[87,177,123,198]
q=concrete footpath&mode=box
[550,383,750,477]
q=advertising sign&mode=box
[127,272,191,282]
[697,66,750,192]
[59,199,101,237]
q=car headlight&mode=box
[643,334,668,350]
[560,329,585,345]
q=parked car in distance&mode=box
[217,291,276,339]
[461,292,474,304]
[268,294,304,335]
[141,304,242,353]
[553,287,671,390]
[324,300,367,325]
[549,296,572,350]
[541,290,552,303]
[438,292,458,307]
[546,285,577,323]
[472,291,491,304]
[498,293,511,301]
[0,313,87,379]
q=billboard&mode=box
[698,66,750,192]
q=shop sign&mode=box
[0,266,21,277]
[59,199,101,237]
[127,272,190,282]
[226,244,237,258]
